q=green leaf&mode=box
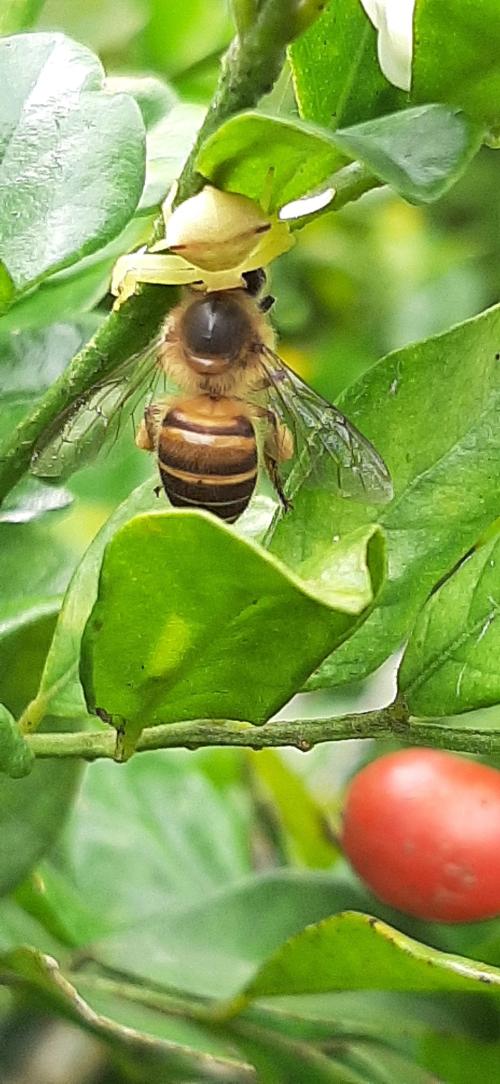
[0,519,77,608]
[421,1031,500,1084]
[105,74,177,130]
[0,322,97,495]
[400,535,500,716]
[140,101,205,213]
[33,479,369,730]
[289,0,404,128]
[93,871,371,999]
[80,512,383,748]
[0,600,61,719]
[0,33,145,297]
[0,894,64,957]
[336,1040,454,1084]
[142,0,232,90]
[229,1017,364,1084]
[197,112,345,210]
[72,974,238,1067]
[269,302,500,690]
[0,102,201,329]
[0,478,72,524]
[330,106,483,204]
[0,602,80,894]
[0,217,153,332]
[242,912,500,1001]
[0,260,15,314]
[93,80,204,215]
[90,863,500,1003]
[47,749,254,938]
[15,862,106,948]
[412,0,500,133]
[32,480,167,724]
[196,106,482,210]
[0,703,33,778]
[0,947,251,1084]
[0,321,95,403]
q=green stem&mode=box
[24,702,500,761]
[231,0,258,38]
[175,0,316,203]
[24,712,392,760]
[331,161,383,209]
[289,162,382,231]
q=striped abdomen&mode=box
[158,397,258,523]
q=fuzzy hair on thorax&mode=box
[156,287,276,400]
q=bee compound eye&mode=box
[182,295,253,359]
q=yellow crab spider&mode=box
[111,184,294,306]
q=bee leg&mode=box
[136,401,165,452]
[135,417,153,451]
[263,411,294,512]
[265,453,293,513]
[264,411,294,462]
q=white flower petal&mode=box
[359,0,385,25]
[359,0,415,91]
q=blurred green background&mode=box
[2,3,500,1080]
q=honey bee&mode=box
[30,187,392,515]
[133,268,392,522]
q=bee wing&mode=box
[259,346,393,504]
[31,340,165,480]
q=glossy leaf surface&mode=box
[81,513,383,746]
[400,535,500,716]
[53,749,253,936]
[331,106,483,205]
[0,33,145,298]
[0,603,80,894]
[0,703,33,778]
[269,303,500,689]
[196,106,482,209]
[413,0,500,132]
[244,912,500,1000]
[34,480,169,724]
[289,0,403,128]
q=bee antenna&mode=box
[242,268,266,296]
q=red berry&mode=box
[341,748,500,922]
